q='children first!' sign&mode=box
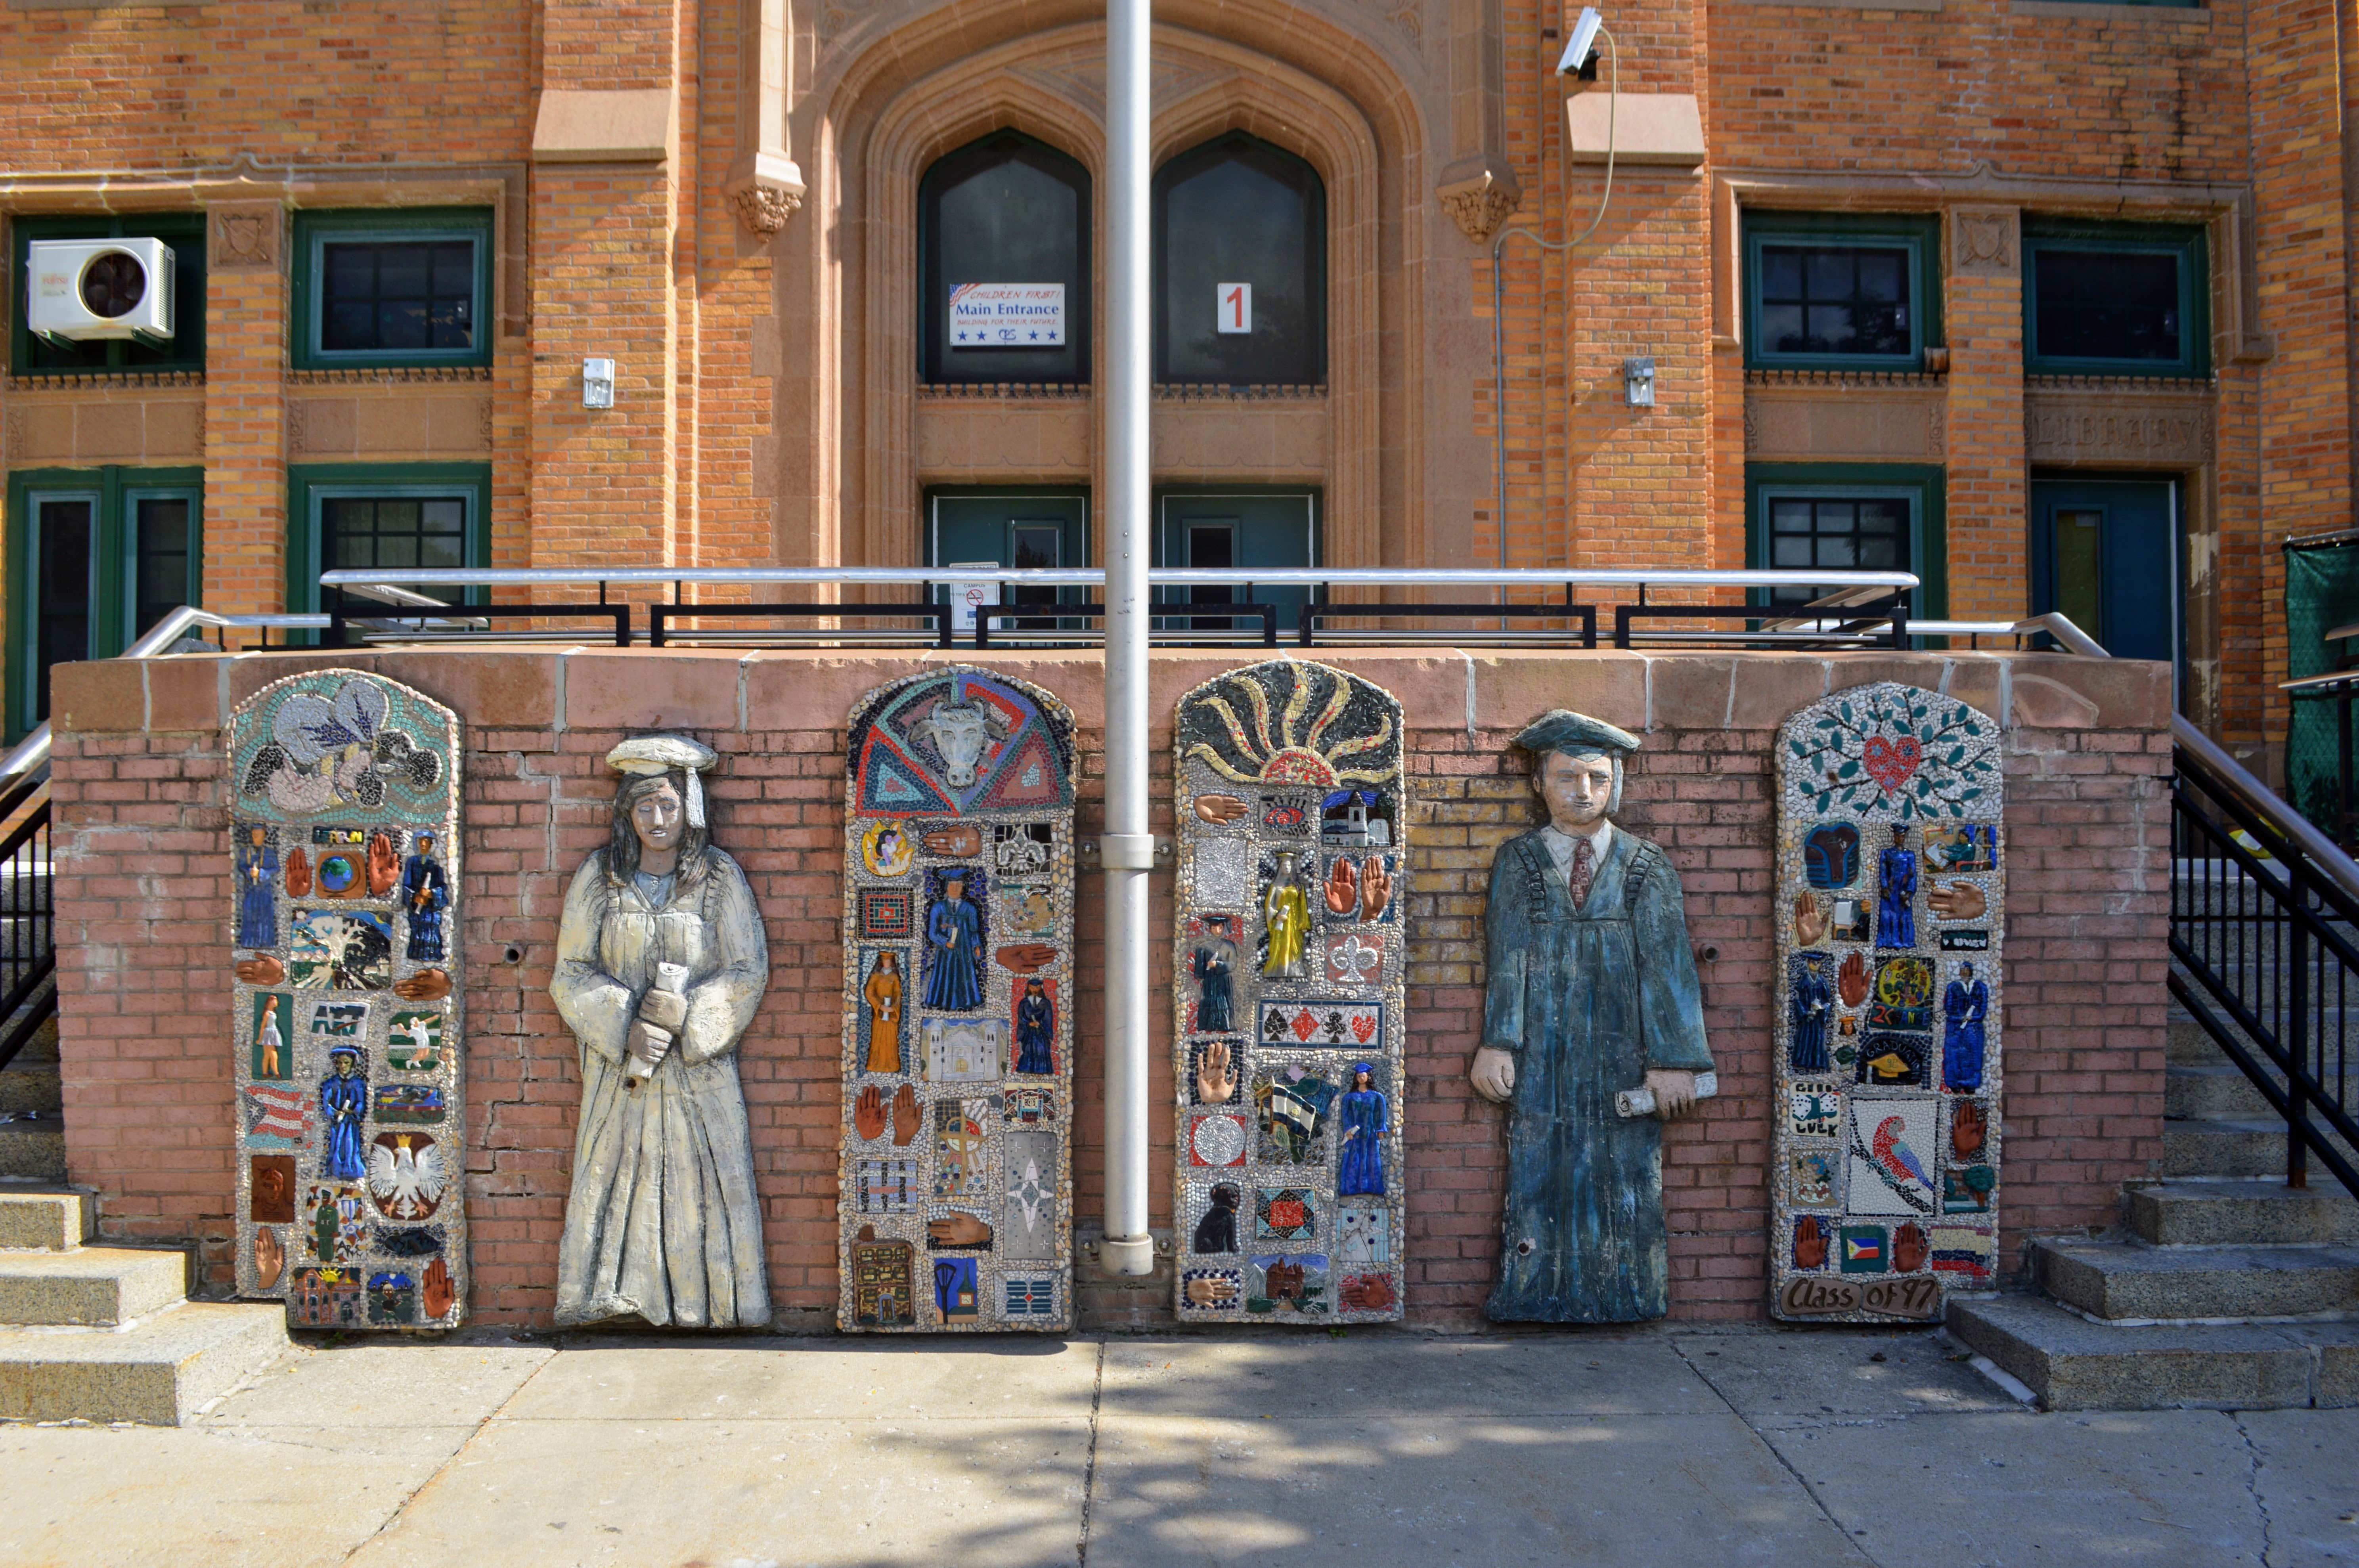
[950,283,1066,348]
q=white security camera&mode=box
[1556,7,1603,75]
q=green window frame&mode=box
[2023,218,2208,378]
[291,208,494,371]
[286,463,491,642]
[9,213,207,377]
[1745,463,1948,622]
[5,465,203,738]
[1743,212,1942,373]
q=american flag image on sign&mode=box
[1004,1276,1055,1317]
[241,1084,310,1144]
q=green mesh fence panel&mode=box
[2284,539,2359,832]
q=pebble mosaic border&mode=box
[1170,660,1408,1323]
[834,667,1077,1333]
[1770,682,2003,1322]
[228,669,465,1330]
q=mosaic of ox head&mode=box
[909,699,1009,787]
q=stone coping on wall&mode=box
[52,645,2172,743]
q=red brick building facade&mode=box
[0,0,2349,767]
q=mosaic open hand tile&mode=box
[836,668,1076,1333]
[1771,683,2003,1323]
[229,671,465,1329]
[1171,661,1407,1324]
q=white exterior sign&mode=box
[945,563,999,633]
[1216,281,1252,334]
[950,283,1066,348]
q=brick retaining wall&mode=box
[46,647,2170,1328]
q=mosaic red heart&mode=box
[1861,734,1922,791]
[1350,1014,1378,1042]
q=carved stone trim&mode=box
[207,203,281,271]
[723,151,806,236]
[1744,387,1947,462]
[1951,206,2020,278]
[1436,168,1522,244]
[1745,369,1947,390]
[4,370,204,391]
[286,366,494,386]
[2024,391,2215,467]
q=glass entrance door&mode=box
[2030,477,2179,666]
[1154,489,1317,634]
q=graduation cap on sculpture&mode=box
[606,734,718,827]
[1512,710,1642,757]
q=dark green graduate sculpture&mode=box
[1471,711,1716,1322]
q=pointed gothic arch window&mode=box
[1152,132,1326,386]
[918,130,1091,385]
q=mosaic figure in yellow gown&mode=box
[1262,847,1312,979]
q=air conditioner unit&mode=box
[25,237,175,345]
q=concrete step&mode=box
[0,1059,59,1117]
[0,1117,64,1181]
[2168,1062,2275,1120]
[2035,1236,2359,1321]
[2127,1178,2359,1247]
[2166,1117,2292,1177]
[0,1246,187,1327]
[0,1189,94,1251]
[1949,1292,2359,1411]
[0,1302,289,1425]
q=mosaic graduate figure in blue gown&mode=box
[400,832,449,963]
[238,825,278,949]
[923,871,985,1011]
[1470,711,1715,1323]
[1014,977,1056,1074]
[319,1046,368,1180]
[1876,825,1917,949]
[1943,961,1989,1091]
[1336,1062,1387,1197]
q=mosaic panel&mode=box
[1171,661,1407,1323]
[836,668,1076,1332]
[1771,683,2002,1321]
[230,670,464,1328]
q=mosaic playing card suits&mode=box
[1772,684,2003,1323]
[1172,662,1408,1324]
[838,669,1076,1333]
[228,671,465,1328]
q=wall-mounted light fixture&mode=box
[1622,356,1656,408]
[582,358,616,410]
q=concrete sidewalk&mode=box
[0,1326,2351,1568]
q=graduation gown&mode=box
[550,847,771,1328]
[1482,826,1714,1323]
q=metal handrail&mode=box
[0,608,329,792]
[320,566,1923,591]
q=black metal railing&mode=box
[2170,734,2359,1198]
[0,767,55,1074]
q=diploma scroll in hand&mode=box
[624,961,692,1090]
[1615,1071,1719,1119]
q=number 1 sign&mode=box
[1217,282,1252,334]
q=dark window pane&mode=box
[321,493,469,608]
[1011,526,1061,570]
[380,301,430,349]
[1755,238,1914,359]
[2032,245,2181,362]
[317,233,480,356]
[921,132,1090,384]
[1762,305,1805,354]
[33,497,94,721]
[1156,134,1326,385]
[134,497,192,635]
[1764,495,1913,607]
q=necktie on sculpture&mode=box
[1568,834,1595,910]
